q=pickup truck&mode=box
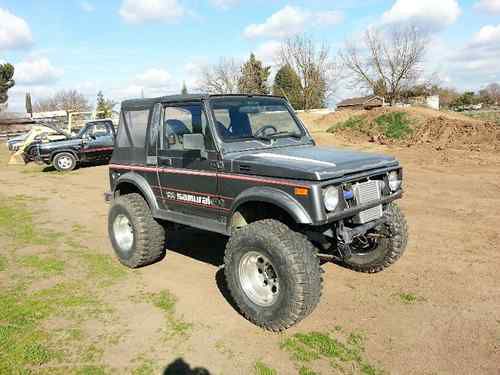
[24,119,115,171]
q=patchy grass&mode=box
[0,194,117,373]
[0,194,59,246]
[0,282,99,374]
[79,252,127,283]
[397,292,426,304]
[464,111,500,125]
[149,290,192,338]
[132,359,156,375]
[327,115,366,133]
[374,112,413,139]
[254,361,277,375]
[0,254,6,271]
[20,255,65,275]
[299,367,319,375]
[281,331,383,375]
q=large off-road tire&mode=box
[224,219,322,331]
[108,193,166,268]
[342,203,408,273]
[53,152,77,172]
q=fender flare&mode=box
[229,186,313,227]
[113,172,160,211]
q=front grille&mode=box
[353,180,383,223]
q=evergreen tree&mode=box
[25,92,33,115]
[0,63,15,110]
[95,91,116,119]
[181,82,188,95]
[238,53,270,95]
[272,64,303,109]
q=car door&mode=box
[156,101,222,221]
[81,122,114,161]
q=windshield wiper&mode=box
[266,131,303,139]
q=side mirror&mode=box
[88,133,96,140]
[183,133,207,158]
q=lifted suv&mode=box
[106,94,408,331]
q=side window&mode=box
[89,124,110,138]
[162,104,214,151]
[148,104,161,152]
[116,109,150,148]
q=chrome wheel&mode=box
[238,251,280,307]
[113,214,134,253]
[57,155,73,170]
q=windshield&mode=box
[210,97,305,141]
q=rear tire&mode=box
[341,203,408,273]
[108,193,166,268]
[53,152,77,172]
[224,219,322,331]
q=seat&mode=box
[165,119,191,145]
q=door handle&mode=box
[209,160,224,169]
[158,156,172,166]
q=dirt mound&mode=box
[300,107,500,151]
[409,116,499,151]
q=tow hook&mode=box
[336,217,386,260]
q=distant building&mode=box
[336,95,385,111]
[0,112,35,137]
[407,95,440,110]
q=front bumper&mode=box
[323,190,402,224]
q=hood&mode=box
[226,145,398,181]
[39,138,82,150]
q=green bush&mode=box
[327,115,366,133]
[374,112,413,139]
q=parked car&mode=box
[6,133,28,151]
[24,119,115,171]
[105,94,408,331]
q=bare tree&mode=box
[197,58,241,94]
[33,89,91,112]
[277,34,338,110]
[483,83,500,105]
[340,25,428,104]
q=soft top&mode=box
[120,94,286,110]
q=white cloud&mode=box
[382,0,461,32]
[445,24,500,87]
[255,40,281,64]
[210,0,239,10]
[15,57,63,85]
[472,24,500,45]
[474,0,500,13]
[243,6,343,39]
[80,1,95,12]
[0,8,33,50]
[134,68,171,88]
[119,0,184,24]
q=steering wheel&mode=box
[254,125,278,138]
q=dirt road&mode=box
[1,134,499,374]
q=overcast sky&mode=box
[1,0,499,112]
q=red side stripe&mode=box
[82,147,114,153]
[109,164,309,189]
[151,186,234,200]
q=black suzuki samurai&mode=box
[25,119,115,172]
[106,94,408,331]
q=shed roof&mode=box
[336,95,383,107]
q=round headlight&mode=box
[388,171,402,192]
[323,186,339,211]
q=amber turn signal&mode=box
[294,187,309,196]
